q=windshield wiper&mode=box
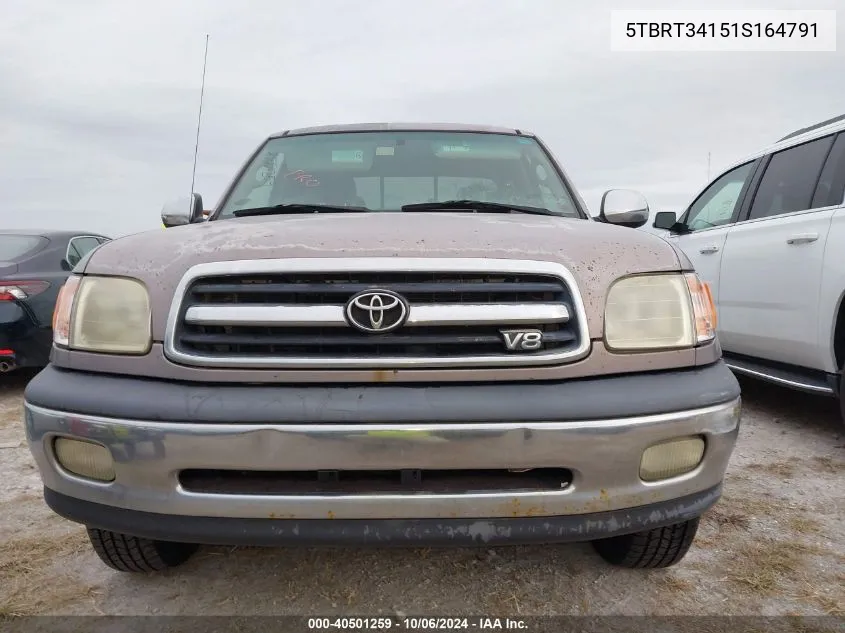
[232,203,371,217]
[400,200,559,217]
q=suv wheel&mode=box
[591,517,699,568]
[87,527,199,572]
[839,365,845,422]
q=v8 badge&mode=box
[500,329,543,351]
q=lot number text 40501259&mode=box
[307,616,528,630]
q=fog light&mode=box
[54,438,115,482]
[639,437,705,482]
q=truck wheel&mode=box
[591,517,699,568]
[87,527,199,572]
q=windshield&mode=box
[216,131,582,219]
[0,234,48,261]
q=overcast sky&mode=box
[1,0,842,237]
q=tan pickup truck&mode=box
[24,123,741,573]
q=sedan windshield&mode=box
[216,131,582,219]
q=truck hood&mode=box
[85,212,683,340]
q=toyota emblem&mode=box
[344,289,409,334]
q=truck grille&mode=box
[165,259,590,369]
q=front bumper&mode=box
[43,485,723,547]
[24,362,741,544]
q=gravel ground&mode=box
[1,369,843,617]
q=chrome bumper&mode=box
[25,398,741,521]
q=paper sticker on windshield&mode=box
[255,152,283,184]
[375,146,395,156]
[332,150,364,163]
[255,166,270,182]
[438,145,472,153]
[434,142,522,159]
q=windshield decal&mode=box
[285,170,320,187]
[438,144,471,153]
[331,149,364,163]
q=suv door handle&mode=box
[699,245,720,254]
[786,233,819,245]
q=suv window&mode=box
[66,236,102,268]
[683,162,754,232]
[811,133,845,209]
[748,135,835,221]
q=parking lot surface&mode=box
[1,369,843,617]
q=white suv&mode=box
[652,114,845,421]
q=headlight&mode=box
[604,273,716,351]
[53,275,152,354]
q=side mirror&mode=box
[161,193,205,228]
[653,211,679,230]
[60,259,72,271]
[599,189,649,228]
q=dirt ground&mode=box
[1,369,843,618]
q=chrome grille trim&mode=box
[407,303,569,326]
[185,305,346,327]
[184,303,570,328]
[163,258,591,369]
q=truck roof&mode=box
[270,122,529,138]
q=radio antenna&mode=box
[189,34,210,212]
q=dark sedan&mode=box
[1,229,110,372]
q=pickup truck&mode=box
[24,122,741,573]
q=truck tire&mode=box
[591,517,699,568]
[87,527,199,572]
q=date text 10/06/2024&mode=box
[307,617,528,630]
